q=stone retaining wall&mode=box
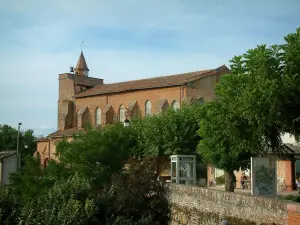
[167,184,300,225]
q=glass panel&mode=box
[172,162,176,177]
[179,162,188,177]
[296,160,300,178]
[179,180,186,185]
[188,162,193,177]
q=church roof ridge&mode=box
[75,65,229,98]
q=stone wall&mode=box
[167,184,300,225]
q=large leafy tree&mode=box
[55,124,136,188]
[198,28,300,192]
[198,96,262,192]
[0,124,36,164]
[131,105,202,157]
[228,28,300,152]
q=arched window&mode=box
[145,100,151,117]
[119,105,126,122]
[172,100,180,111]
[76,109,81,127]
[95,108,101,125]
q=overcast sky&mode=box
[0,0,299,136]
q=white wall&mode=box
[1,155,18,185]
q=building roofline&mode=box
[75,65,229,98]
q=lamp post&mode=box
[16,122,22,169]
[123,108,131,127]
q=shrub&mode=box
[216,175,225,185]
[0,186,19,224]
[285,194,300,202]
[18,174,98,225]
[97,159,170,225]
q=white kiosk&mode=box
[170,155,196,185]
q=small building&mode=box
[0,151,17,185]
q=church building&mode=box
[35,51,300,191]
[35,51,229,167]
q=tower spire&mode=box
[75,45,89,76]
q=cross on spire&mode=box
[81,41,84,51]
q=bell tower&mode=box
[74,51,89,76]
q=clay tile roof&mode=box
[35,137,49,142]
[47,127,85,138]
[73,75,103,87]
[76,51,89,71]
[0,150,16,159]
[75,65,228,98]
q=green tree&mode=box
[56,124,136,188]
[198,98,260,192]
[228,28,300,152]
[131,105,202,157]
[9,155,53,205]
[198,28,300,192]
[0,124,37,165]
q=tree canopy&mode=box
[198,27,300,191]
[0,124,36,164]
[131,105,202,157]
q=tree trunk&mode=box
[224,170,235,192]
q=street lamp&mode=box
[124,118,130,127]
[16,122,22,169]
[123,108,131,127]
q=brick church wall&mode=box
[74,86,182,125]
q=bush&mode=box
[97,159,170,225]
[216,175,225,185]
[285,194,300,202]
[0,186,19,224]
[18,174,98,225]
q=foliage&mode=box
[0,186,19,224]
[4,123,170,224]
[18,174,98,225]
[56,124,136,188]
[284,194,300,202]
[7,156,170,225]
[198,28,300,191]
[131,105,202,157]
[96,159,170,225]
[198,100,256,172]
[215,175,225,185]
[0,124,36,165]
[227,28,300,152]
